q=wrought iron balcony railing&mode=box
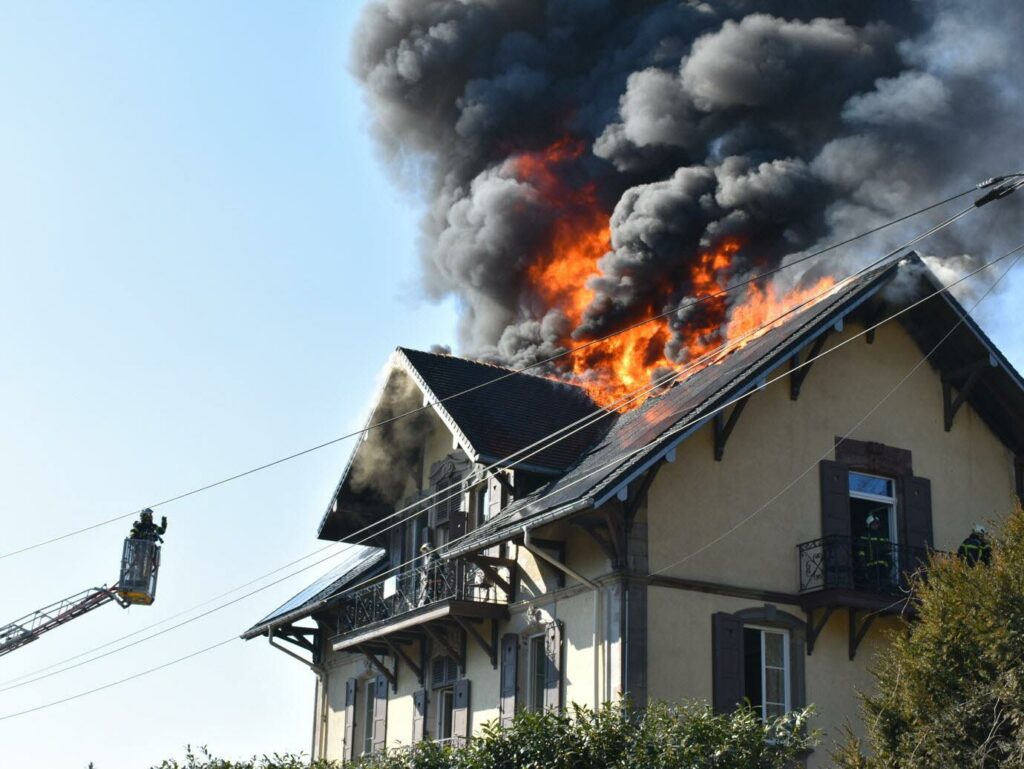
[798,535,932,595]
[338,557,509,635]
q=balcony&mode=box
[330,556,512,664]
[797,535,936,658]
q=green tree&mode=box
[837,502,1024,768]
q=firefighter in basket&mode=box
[130,508,167,543]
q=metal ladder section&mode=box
[0,584,128,658]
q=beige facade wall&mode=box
[642,319,1015,766]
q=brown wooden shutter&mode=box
[488,474,506,518]
[343,677,357,762]
[902,475,933,570]
[712,612,744,714]
[452,678,471,746]
[411,689,427,744]
[499,633,518,726]
[371,674,388,753]
[544,621,563,712]
[820,460,851,538]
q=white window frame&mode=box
[361,679,376,756]
[748,625,791,721]
[527,633,547,712]
[849,471,898,543]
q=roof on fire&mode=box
[446,254,1024,557]
[241,547,385,640]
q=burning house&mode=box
[244,1,1024,764]
[244,254,1024,764]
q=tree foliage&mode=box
[151,702,815,769]
[838,502,1024,768]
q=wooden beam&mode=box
[714,396,750,462]
[790,334,829,401]
[848,609,877,661]
[357,645,396,690]
[805,607,834,656]
[423,624,464,668]
[943,362,989,431]
[465,556,512,596]
[575,522,617,563]
[453,616,497,669]
[383,638,423,685]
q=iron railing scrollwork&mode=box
[339,558,509,634]
[798,535,933,595]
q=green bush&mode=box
[837,502,1024,768]
[152,702,814,769]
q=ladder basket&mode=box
[118,538,160,605]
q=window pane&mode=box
[763,631,784,667]
[765,667,785,704]
[764,701,786,720]
[849,472,893,498]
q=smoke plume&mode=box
[352,0,1023,393]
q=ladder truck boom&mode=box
[0,585,128,658]
[0,513,166,659]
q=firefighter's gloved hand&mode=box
[160,516,167,527]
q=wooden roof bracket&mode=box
[383,637,423,686]
[943,355,996,431]
[805,606,835,656]
[789,332,830,401]
[357,645,397,691]
[423,624,464,669]
[848,608,877,661]
[452,615,498,669]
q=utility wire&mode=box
[0,222,952,693]
[0,240,1017,721]
[0,177,1012,562]
[0,198,1008,690]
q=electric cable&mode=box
[2,205,1011,691]
[2,176,1015,562]
[0,240,1017,722]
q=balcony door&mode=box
[849,472,898,590]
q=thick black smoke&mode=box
[353,0,1023,370]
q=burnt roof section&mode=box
[448,254,1024,557]
[398,347,609,473]
[242,547,385,640]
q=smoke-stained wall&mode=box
[352,1,1023,377]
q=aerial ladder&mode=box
[0,511,166,658]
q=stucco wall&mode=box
[647,320,1015,591]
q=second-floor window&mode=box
[743,626,790,720]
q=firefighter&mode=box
[130,508,167,543]
[958,524,992,566]
[417,542,439,606]
[855,513,892,590]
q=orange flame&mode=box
[512,139,836,411]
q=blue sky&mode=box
[0,4,1020,769]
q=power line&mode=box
[0,241,1017,721]
[1,203,1009,690]
[0,178,1011,562]
[0,231,944,692]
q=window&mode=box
[743,627,790,720]
[435,687,454,742]
[361,679,375,756]
[528,634,547,712]
[849,472,897,540]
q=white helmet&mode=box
[973,523,988,536]
[866,514,880,527]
